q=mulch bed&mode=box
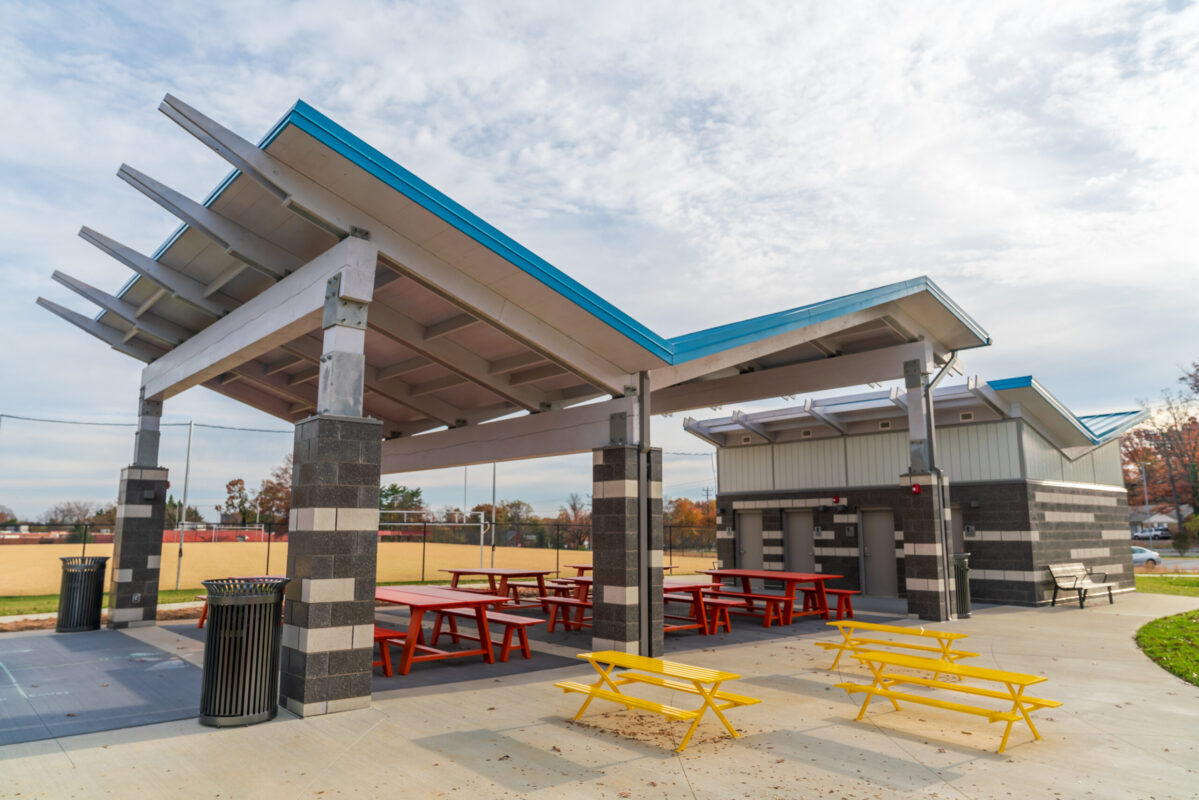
[0,606,202,633]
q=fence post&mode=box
[421,522,427,582]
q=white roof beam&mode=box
[36,297,163,362]
[134,287,169,317]
[378,357,431,381]
[968,375,1012,418]
[411,374,468,396]
[287,366,319,386]
[140,236,376,400]
[424,313,478,341]
[683,417,724,448]
[509,364,566,386]
[264,354,304,375]
[888,386,908,411]
[117,164,301,280]
[368,302,546,412]
[160,94,633,393]
[653,341,932,416]
[730,410,775,443]
[488,352,548,375]
[51,271,193,347]
[803,398,847,435]
[78,227,229,318]
[810,338,838,357]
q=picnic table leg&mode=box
[813,581,830,620]
[782,583,798,625]
[998,684,1039,754]
[690,588,710,635]
[535,575,550,613]
[197,600,208,629]
[398,608,426,676]
[828,628,854,670]
[855,659,901,720]
[473,606,495,663]
[679,679,740,752]
[573,661,622,719]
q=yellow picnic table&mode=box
[838,650,1061,753]
[818,619,978,669]
[554,650,760,751]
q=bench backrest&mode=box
[1048,563,1087,586]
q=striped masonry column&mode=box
[107,390,168,630]
[900,472,952,621]
[279,415,382,717]
[591,445,663,656]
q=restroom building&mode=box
[686,376,1145,610]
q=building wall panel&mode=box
[1022,425,1064,482]
[1091,442,1124,487]
[846,432,906,486]
[774,439,847,490]
[717,446,773,493]
[939,421,1020,482]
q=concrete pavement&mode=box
[2,592,1197,799]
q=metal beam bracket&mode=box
[323,274,368,330]
[609,412,629,445]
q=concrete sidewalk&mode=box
[2,593,1197,799]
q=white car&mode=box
[1132,546,1162,567]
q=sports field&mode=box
[0,542,714,595]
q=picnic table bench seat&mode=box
[372,625,409,677]
[431,608,545,662]
[664,592,741,633]
[702,588,785,627]
[554,650,760,751]
[837,650,1061,753]
[799,587,859,619]
[1048,562,1115,608]
[817,620,979,669]
[542,595,592,632]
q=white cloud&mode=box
[1,0,1196,517]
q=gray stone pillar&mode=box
[901,472,952,620]
[107,390,168,629]
[279,265,380,717]
[591,445,663,655]
[279,415,381,717]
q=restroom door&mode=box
[950,505,965,554]
[736,511,764,591]
[784,509,815,573]
[861,509,898,597]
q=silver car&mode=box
[1132,546,1162,567]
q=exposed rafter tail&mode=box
[36,297,163,362]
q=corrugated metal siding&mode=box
[939,421,1021,482]
[775,439,847,490]
[846,432,906,486]
[1062,451,1098,483]
[717,446,774,493]
[1091,441,1124,487]
[1022,425,1064,481]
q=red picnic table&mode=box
[441,567,557,608]
[700,568,844,626]
[565,576,720,634]
[375,585,509,675]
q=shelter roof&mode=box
[685,376,1146,459]
[40,95,990,456]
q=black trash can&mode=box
[199,577,289,727]
[56,556,110,632]
[953,553,971,619]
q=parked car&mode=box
[1132,546,1162,567]
[1133,526,1170,540]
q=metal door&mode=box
[950,505,965,553]
[736,511,764,591]
[861,509,898,597]
[784,510,815,573]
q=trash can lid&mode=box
[60,556,110,567]
[201,576,290,596]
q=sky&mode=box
[1,1,1196,520]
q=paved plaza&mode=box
[2,592,1197,798]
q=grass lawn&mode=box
[1136,611,1199,689]
[1135,574,1199,597]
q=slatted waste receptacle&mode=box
[199,577,289,727]
[953,553,971,619]
[56,556,110,632]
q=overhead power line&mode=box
[0,413,290,434]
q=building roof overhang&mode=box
[39,94,992,469]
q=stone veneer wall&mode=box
[279,415,382,717]
[106,466,168,629]
[717,479,1133,608]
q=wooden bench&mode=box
[372,625,408,677]
[542,596,593,632]
[702,589,785,627]
[554,650,761,751]
[1048,562,1115,608]
[817,620,979,670]
[431,609,545,662]
[800,587,859,619]
[837,650,1061,753]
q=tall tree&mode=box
[220,478,251,524]
[255,454,294,532]
[41,500,99,525]
[0,505,15,525]
[556,492,591,549]
[380,484,424,511]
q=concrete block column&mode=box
[106,467,169,628]
[900,472,952,621]
[591,445,663,656]
[280,414,382,717]
[107,389,168,629]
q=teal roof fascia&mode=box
[125,99,992,369]
[987,376,1145,445]
[665,276,990,363]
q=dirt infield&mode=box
[0,542,715,595]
